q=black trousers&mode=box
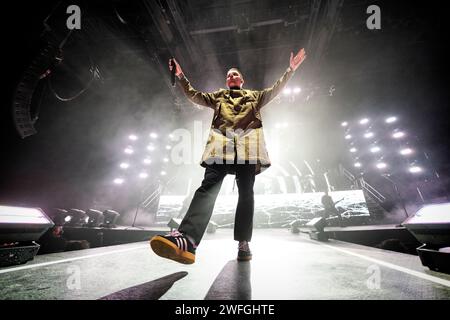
[178,164,256,246]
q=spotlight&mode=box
[50,208,69,226]
[150,132,158,139]
[66,209,88,227]
[354,162,362,168]
[385,117,397,124]
[376,162,387,169]
[345,134,352,140]
[392,131,405,139]
[163,157,169,163]
[147,145,155,151]
[341,122,348,127]
[139,172,148,179]
[102,210,120,228]
[86,209,104,227]
[113,178,124,185]
[283,88,292,95]
[370,146,381,153]
[143,158,152,165]
[364,132,374,139]
[293,87,301,94]
[124,147,134,154]
[160,171,167,176]
[409,166,423,173]
[400,148,413,155]
[350,148,357,153]
[165,145,172,150]
[128,135,138,141]
[119,163,129,169]
[360,118,369,125]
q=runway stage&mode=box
[0,229,449,300]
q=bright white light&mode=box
[350,148,357,153]
[119,163,129,169]
[364,132,374,139]
[392,131,405,139]
[113,178,124,185]
[128,135,138,141]
[166,145,172,150]
[283,88,292,95]
[163,157,169,163]
[160,171,167,176]
[385,117,397,124]
[409,166,422,173]
[139,172,148,179]
[400,148,413,155]
[376,162,387,169]
[143,158,152,165]
[354,162,362,168]
[168,133,175,139]
[341,122,348,127]
[124,147,134,155]
[283,122,289,128]
[360,118,369,125]
[345,134,352,140]
[150,133,158,139]
[370,146,381,153]
[64,216,72,222]
[147,145,155,151]
[293,87,301,94]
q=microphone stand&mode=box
[382,174,409,218]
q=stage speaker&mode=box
[0,205,54,267]
[402,203,450,247]
[305,217,327,233]
[0,205,54,242]
[403,203,450,273]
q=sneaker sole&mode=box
[150,236,195,264]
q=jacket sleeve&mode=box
[257,67,294,109]
[177,75,216,109]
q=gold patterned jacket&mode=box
[177,68,294,175]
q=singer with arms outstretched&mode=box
[150,49,307,264]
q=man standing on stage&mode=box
[150,48,307,264]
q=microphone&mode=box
[170,58,176,87]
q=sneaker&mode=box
[150,230,196,264]
[237,241,252,261]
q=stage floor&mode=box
[1,229,449,300]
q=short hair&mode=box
[227,67,243,79]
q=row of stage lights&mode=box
[113,132,174,185]
[341,116,423,174]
